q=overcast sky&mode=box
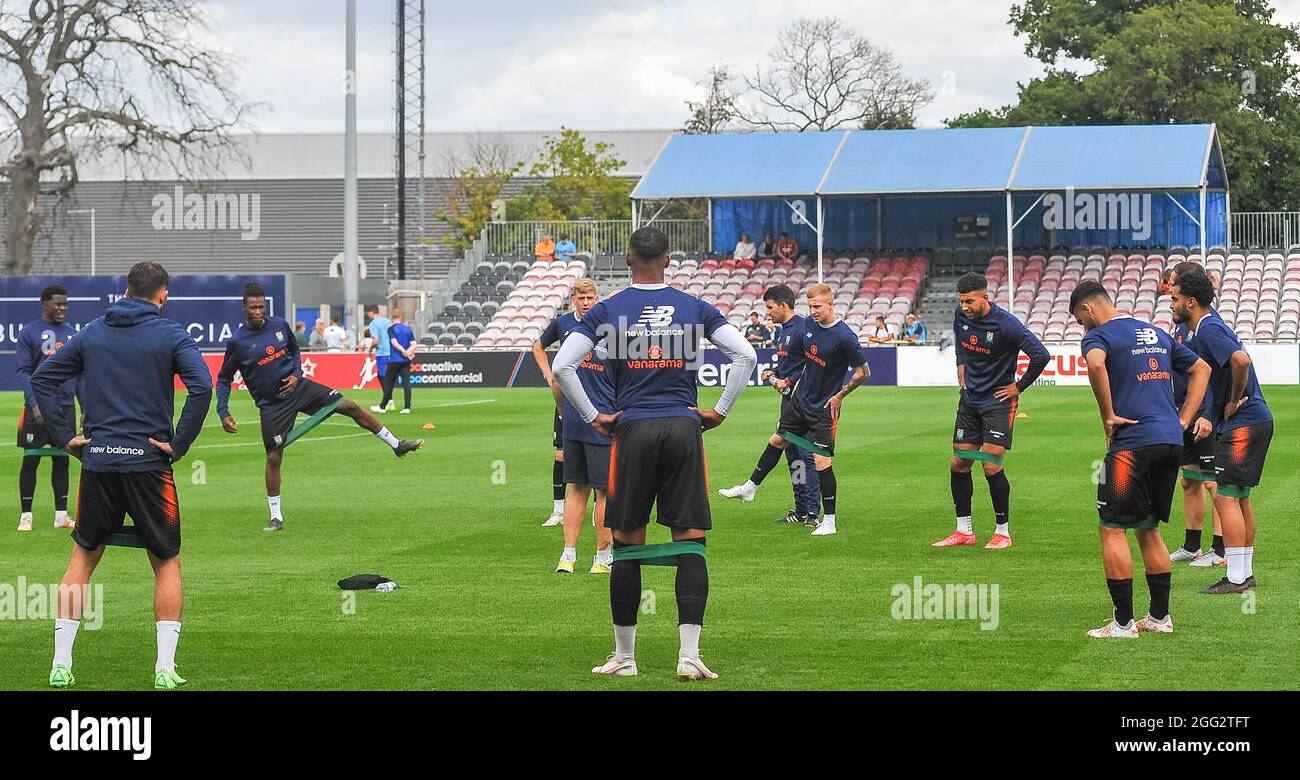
[204,0,1300,133]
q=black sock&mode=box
[749,444,784,486]
[610,541,641,627]
[1106,578,1134,626]
[986,469,1010,527]
[1183,528,1201,554]
[19,457,38,513]
[950,470,973,518]
[552,460,565,502]
[1146,572,1171,621]
[1212,534,1225,558]
[817,466,837,516]
[675,538,708,626]
[51,456,69,512]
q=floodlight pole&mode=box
[343,0,359,338]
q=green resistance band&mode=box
[105,525,147,549]
[611,541,707,567]
[281,397,346,448]
[1181,469,1216,482]
[780,431,832,458]
[1217,484,1251,498]
[953,448,1004,465]
[21,447,67,458]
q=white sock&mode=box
[53,618,79,668]
[614,624,636,660]
[995,522,1010,537]
[595,548,612,564]
[679,623,702,660]
[1225,546,1247,585]
[743,479,757,491]
[821,513,836,527]
[267,495,282,521]
[1244,546,1254,579]
[561,546,576,562]
[375,426,399,448]
[55,509,69,521]
[553,499,564,515]
[156,620,181,673]
[956,515,973,534]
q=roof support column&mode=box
[875,197,883,252]
[706,198,713,254]
[1199,185,1207,257]
[1005,190,1016,315]
[1225,190,1231,250]
[816,195,824,284]
[631,199,639,232]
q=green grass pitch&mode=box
[1,385,1297,690]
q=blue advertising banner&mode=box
[695,347,896,389]
[1,274,286,351]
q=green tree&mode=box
[947,0,1300,210]
[506,128,632,221]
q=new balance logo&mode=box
[636,306,675,328]
[1136,328,1159,346]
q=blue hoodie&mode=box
[30,297,213,473]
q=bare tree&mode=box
[0,0,255,275]
[682,64,738,134]
[436,132,524,250]
[733,17,932,132]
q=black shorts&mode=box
[1214,421,1273,489]
[1097,444,1181,529]
[1180,427,1216,474]
[552,410,563,450]
[606,416,710,531]
[16,404,73,449]
[260,379,343,451]
[73,469,182,558]
[777,395,836,456]
[953,398,1017,450]
[563,439,611,492]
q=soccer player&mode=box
[532,303,572,528]
[1071,281,1210,638]
[934,272,1050,549]
[216,283,423,532]
[1163,264,1223,567]
[718,283,867,536]
[380,308,416,413]
[758,284,820,525]
[553,226,756,681]
[537,278,615,574]
[31,261,212,689]
[15,284,79,531]
[1170,268,1273,594]
[366,306,394,413]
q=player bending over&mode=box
[1072,281,1210,638]
[1171,269,1273,594]
[553,226,756,681]
[216,284,423,532]
[718,283,868,537]
[934,272,1049,550]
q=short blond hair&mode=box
[571,277,598,297]
[806,282,833,301]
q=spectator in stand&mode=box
[295,321,310,348]
[555,234,578,261]
[309,320,327,351]
[734,233,757,261]
[902,313,929,345]
[760,231,776,257]
[535,234,556,262]
[323,318,347,352]
[743,312,769,347]
[765,316,778,347]
[776,232,799,262]
[866,315,896,346]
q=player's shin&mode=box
[20,456,38,513]
[950,470,974,534]
[749,444,784,486]
[674,539,708,661]
[985,468,1011,536]
[610,541,640,659]
[52,456,69,513]
[817,466,837,522]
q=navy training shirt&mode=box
[16,318,80,408]
[1191,310,1272,432]
[540,310,614,444]
[954,302,1050,407]
[1170,322,1211,419]
[773,314,810,381]
[1081,316,1201,452]
[572,284,727,424]
[793,318,867,409]
[216,316,304,418]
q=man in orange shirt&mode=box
[776,232,799,261]
[535,234,557,262]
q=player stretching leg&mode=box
[934,272,1049,549]
[554,227,756,680]
[1171,270,1273,594]
[216,284,423,532]
[719,284,868,536]
[15,285,80,531]
[32,261,213,688]
[1071,281,1210,637]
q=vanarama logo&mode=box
[49,710,152,761]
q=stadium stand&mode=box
[471,259,590,350]
[420,256,533,350]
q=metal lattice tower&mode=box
[394,0,426,279]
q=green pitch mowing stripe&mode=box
[281,397,346,448]
[779,430,832,458]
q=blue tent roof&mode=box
[631,124,1226,199]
